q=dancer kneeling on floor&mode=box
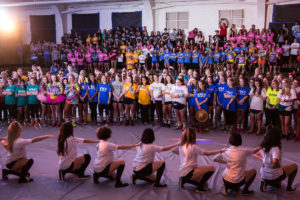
[172,127,223,192]
[1,121,56,183]
[258,127,298,192]
[57,122,98,180]
[93,126,139,187]
[213,133,261,195]
[132,128,179,187]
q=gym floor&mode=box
[0,124,299,200]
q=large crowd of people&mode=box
[0,18,299,196]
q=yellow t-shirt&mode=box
[125,52,132,61]
[92,36,98,44]
[138,85,151,105]
[123,82,137,99]
[127,59,134,70]
[132,53,139,63]
[86,37,91,44]
[266,87,279,106]
[120,45,127,54]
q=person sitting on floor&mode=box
[1,121,56,183]
[57,122,98,180]
[93,126,139,187]
[172,127,223,192]
[258,127,298,192]
[132,128,179,187]
[213,132,261,195]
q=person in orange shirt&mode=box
[120,75,137,126]
[127,55,134,70]
[137,76,151,124]
[120,42,127,55]
[92,33,98,46]
[132,50,139,67]
[86,34,92,45]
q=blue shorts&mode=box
[152,60,158,64]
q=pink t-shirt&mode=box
[77,58,84,66]
[267,33,274,44]
[98,53,105,61]
[70,57,77,64]
[103,53,109,61]
[85,52,92,63]
[67,52,73,61]
[247,32,255,40]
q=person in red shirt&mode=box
[219,18,229,42]
[109,48,117,69]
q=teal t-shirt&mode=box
[16,86,27,107]
[5,85,16,105]
[27,84,39,104]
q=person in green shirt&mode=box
[27,78,40,127]
[265,80,280,127]
[16,80,27,124]
[3,78,17,122]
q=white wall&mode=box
[154,2,259,39]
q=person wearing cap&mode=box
[173,128,223,193]
[214,133,261,195]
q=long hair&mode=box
[180,128,196,147]
[260,127,281,153]
[57,122,74,156]
[281,78,291,97]
[8,122,22,153]
[197,80,207,93]
[253,78,262,95]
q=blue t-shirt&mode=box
[214,52,221,63]
[200,54,207,65]
[80,82,88,99]
[295,31,300,43]
[222,86,237,111]
[44,49,51,59]
[207,53,213,65]
[188,84,198,107]
[196,90,211,111]
[97,83,111,104]
[5,85,16,105]
[87,82,98,103]
[208,84,217,104]
[216,82,227,105]
[192,52,199,63]
[184,52,191,63]
[237,86,249,110]
[177,53,185,63]
[170,52,177,61]
[233,47,241,53]
[50,65,58,75]
[164,53,170,63]
[152,53,158,63]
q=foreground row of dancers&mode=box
[0,122,298,195]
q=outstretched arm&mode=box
[162,142,180,151]
[204,149,224,156]
[83,139,99,143]
[32,135,56,143]
[118,142,140,150]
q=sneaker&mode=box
[23,121,27,126]
[241,189,254,195]
[221,185,227,196]
[125,120,129,126]
[72,123,76,127]
[34,122,39,127]
[29,121,35,126]
[260,181,266,192]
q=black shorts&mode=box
[173,102,185,110]
[124,97,134,105]
[250,109,263,115]
[223,178,245,191]
[99,163,111,175]
[79,99,88,104]
[269,62,276,67]
[282,56,289,64]
[164,101,172,105]
[263,172,286,185]
[183,170,194,180]
[6,160,17,169]
[134,163,153,177]
[112,99,124,104]
[279,110,292,116]
[98,104,110,116]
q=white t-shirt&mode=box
[132,144,163,171]
[277,88,297,111]
[171,85,188,105]
[178,145,205,176]
[150,82,164,101]
[139,54,146,64]
[249,88,266,111]
[59,136,84,170]
[282,45,290,56]
[260,147,283,180]
[117,54,124,62]
[162,83,174,102]
[94,140,118,173]
[6,138,32,164]
[214,146,253,183]
[290,43,300,55]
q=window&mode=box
[166,12,189,30]
[219,9,244,28]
